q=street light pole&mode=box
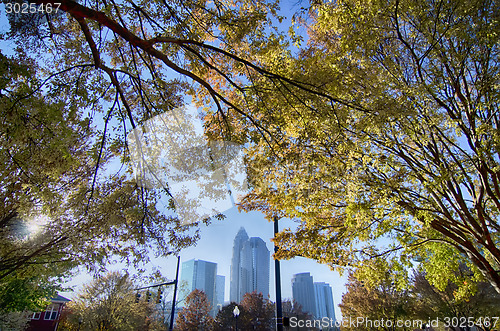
[274,216,283,331]
[233,305,240,331]
[169,255,180,331]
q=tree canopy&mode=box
[1,0,210,308]
[2,0,500,304]
[412,267,500,326]
[213,293,275,331]
[340,272,414,331]
[59,271,159,331]
[1,0,288,281]
[236,0,500,294]
[239,291,275,330]
[1,0,289,311]
[340,268,500,330]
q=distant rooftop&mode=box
[51,294,71,303]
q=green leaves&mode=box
[341,267,500,329]
[0,273,56,313]
[61,271,160,330]
[3,0,500,310]
[0,37,198,311]
[228,0,500,293]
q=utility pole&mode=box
[169,255,180,331]
[133,255,180,331]
[274,216,283,331]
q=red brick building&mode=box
[27,294,70,331]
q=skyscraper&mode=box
[314,282,336,321]
[242,237,270,299]
[180,259,217,315]
[230,227,270,303]
[215,275,225,312]
[230,227,249,303]
[292,272,316,318]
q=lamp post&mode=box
[233,305,240,331]
[274,216,283,331]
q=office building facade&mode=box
[230,227,270,303]
[314,282,336,321]
[230,227,249,303]
[292,272,316,318]
[180,259,217,315]
[215,275,225,312]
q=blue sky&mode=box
[120,102,347,317]
[61,100,348,319]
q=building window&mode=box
[31,312,41,320]
[44,304,59,320]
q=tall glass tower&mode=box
[314,282,336,321]
[215,275,225,312]
[230,227,249,303]
[180,259,218,315]
[230,227,270,303]
[292,272,316,318]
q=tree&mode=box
[281,299,311,320]
[58,271,158,331]
[339,272,413,331]
[5,0,500,299]
[412,269,500,330]
[176,289,214,331]
[1,0,283,301]
[0,311,30,331]
[233,0,500,294]
[0,31,199,309]
[340,267,500,331]
[0,268,64,313]
[213,294,274,331]
[0,51,89,310]
[239,291,275,330]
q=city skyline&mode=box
[61,207,347,319]
[292,272,337,321]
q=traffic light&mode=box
[135,293,141,303]
[156,287,163,304]
[146,290,151,303]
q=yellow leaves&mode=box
[354,258,410,291]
